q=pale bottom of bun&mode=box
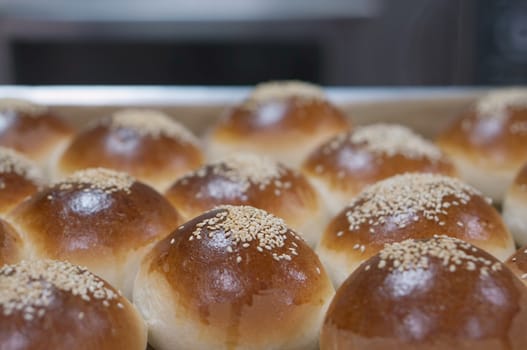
[19,233,152,299]
[307,176,356,218]
[291,203,331,248]
[503,193,527,247]
[316,246,360,288]
[45,139,72,182]
[451,156,514,202]
[134,268,330,350]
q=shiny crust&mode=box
[0,262,146,350]
[140,207,334,348]
[57,124,204,191]
[320,239,527,350]
[320,192,513,265]
[164,162,323,243]
[8,179,180,297]
[10,181,179,260]
[506,246,527,286]
[0,219,23,266]
[302,133,457,199]
[0,109,73,162]
[208,98,349,154]
[0,171,41,215]
[437,108,527,171]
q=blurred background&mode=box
[0,0,525,86]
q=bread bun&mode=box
[320,235,527,350]
[437,88,527,201]
[0,98,73,173]
[506,246,527,286]
[0,259,147,350]
[0,218,23,266]
[165,153,327,246]
[503,163,527,245]
[8,168,181,298]
[134,205,335,350]
[317,173,515,287]
[0,146,44,216]
[206,81,350,166]
[302,124,457,216]
[54,109,204,191]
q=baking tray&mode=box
[0,85,485,137]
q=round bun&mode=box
[206,81,350,166]
[0,218,23,266]
[0,259,147,350]
[506,246,527,286]
[54,109,204,191]
[302,124,457,216]
[320,235,527,350]
[317,173,515,287]
[0,98,73,172]
[134,205,335,350]
[503,163,527,245]
[8,168,181,298]
[165,153,327,246]
[0,146,44,216]
[437,88,527,201]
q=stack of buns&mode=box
[1,84,527,349]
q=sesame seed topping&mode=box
[0,260,120,320]
[55,168,134,194]
[179,153,290,195]
[0,98,47,116]
[377,235,500,274]
[345,173,482,232]
[103,109,199,145]
[476,88,527,118]
[321,124,443,161]
[244,80,325,108]
[0,147,43,185]
[191,205,299,261]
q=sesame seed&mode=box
[320,124,443,161]
[190,205,299,262]
[0,147,44,185]
[243,80,324,109]
[0,260,119,320]
[0,98,47,116]
[476,88,527,119]
[55,168,134,194]
[377,235,501,275]
[177,153,288,197]
[105,109,200,145]
[236,256,242,264]
[346,174,481,232]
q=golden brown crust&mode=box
[0,172,41,215]
[0,260,146,350]
[209,97,349,151]
[0,219,23,266]
[321,236,527,350]
[437,107,527,171]
[57,121,204,189]
[320,174,513,263]
[303,127,457,198]
[513,163,527,186]
[506,246,527,285]
[144,206,333,344]
[0,108,73,162]
[164,154,320,228]
[9,169,180,264]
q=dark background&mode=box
[0,0,526,86]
